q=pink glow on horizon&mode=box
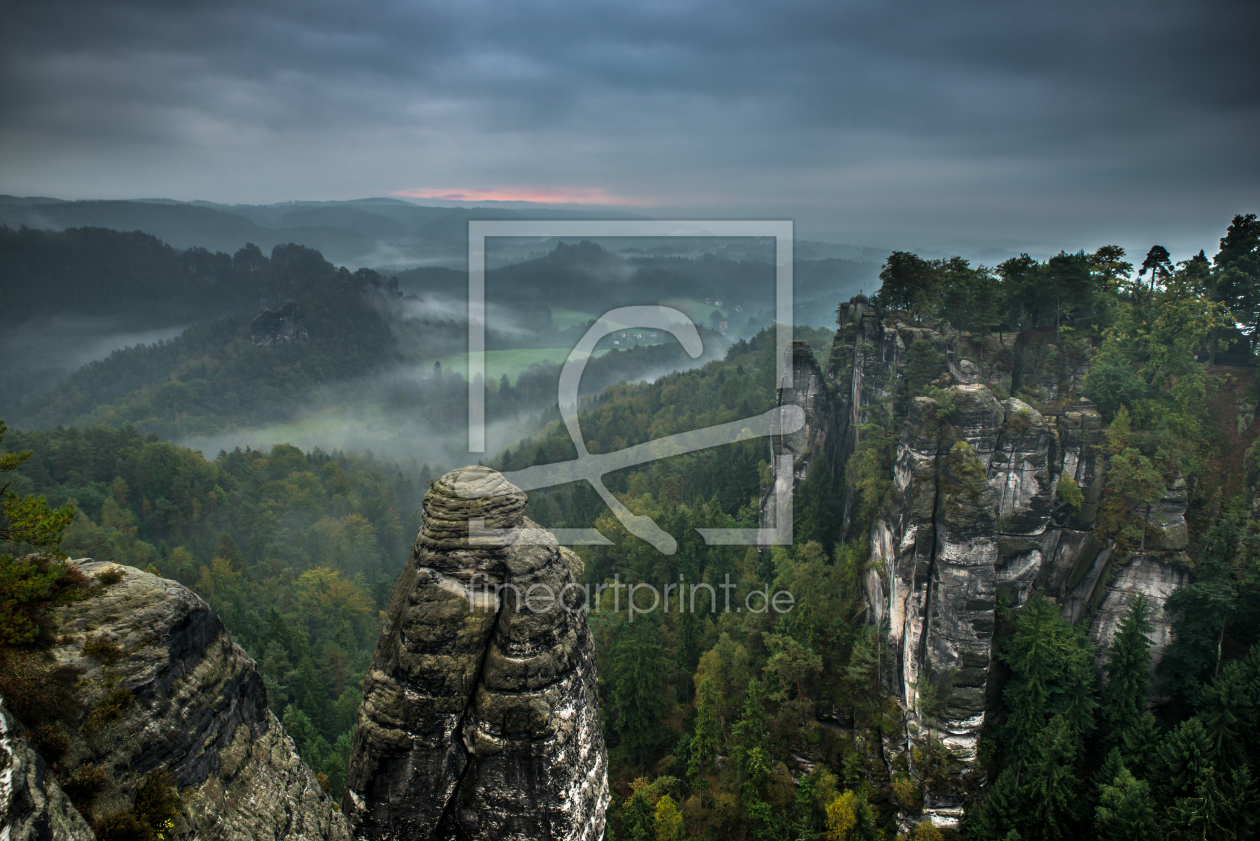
[390,186,653,206]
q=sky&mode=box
[1,0,1257,255]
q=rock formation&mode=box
[251,300,309,345]
[343,466,608,841]
[1,697,96,841]
[767,296,1194,828]
[760,340,839,537]
[29,559,350,841]
[337,267,407,312]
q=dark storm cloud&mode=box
[1,0,1256,248]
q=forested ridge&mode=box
[492,214,1260,840]
[2,214,1260,838]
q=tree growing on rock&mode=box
[0,420,78,644]
[1096,448,1164,554]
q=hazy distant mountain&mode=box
[0,195,647,269]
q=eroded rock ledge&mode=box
[344,466,608,841]
[768,297,1195,829]
[13,560,350,841]
[1,697,95,841]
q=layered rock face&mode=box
[1,697,95,841]
[31,560,349,841]
[760,341,839,535]
[344,466,608,841]
[769,297,1194,826]
[250,300,309,345]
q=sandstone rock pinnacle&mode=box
[344,466,608,841]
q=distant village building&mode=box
[734,305,743,312]
[715,300,723,306]
[719,321,728,332]
[704,298,712,304]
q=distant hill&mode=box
[0,227,406,422]
[0,195,647,269]
[395,239,880,328]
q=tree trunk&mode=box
[796,670,806,727]
[1216,611,1228,678]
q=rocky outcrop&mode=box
[771,297,1196,828]
[867,387,1007,768]
[760,341,839,535]
[863,384,1189,826]
[344,466,608,841]
[338,268,407,312]
[43,560,349,841]
[831,296,905,529]
[1088,556,1190,703]
[1,697,95,841]
[251,300,309,345]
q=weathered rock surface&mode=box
[250,300,309,345]
[45,560,349,841]
[1088,555,1191,703]
[344,466,608,841]
[771,297,1195,828]
[760,341,838,536]
[1,697,95,841]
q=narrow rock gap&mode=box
[914,446,944,706]
[434,561,509,839]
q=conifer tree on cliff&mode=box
[0,420,77,644]
[1213,213,1260,351]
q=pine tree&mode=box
[1164,547,1237,710]
[763,632,823,727]
[972,768,1023,841]
[1094,767,1159,841]
[904,338,940,399]
[1019,716,1079,841]
[1001,597,1056,765]
[217,532,243,570]
[1100,595,1153,755]
[0,420,77,644]
[1198,661,1254,774]
[687,675,721,804]
[1088,747,1126,818]
[1157,716,1212,800]
[1165,766,1257,841]
[1097,448,1165,554]
[843,625,884,728]
[1062,649,1097,747]
[1118,711,1160,771]
[731,676,767,785]
[609,613,668,768]
[1139,245,1174,289]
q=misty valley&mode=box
[4,206,1260,841]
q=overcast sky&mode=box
[1,0,1256,255]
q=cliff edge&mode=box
[4,560,350,841]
